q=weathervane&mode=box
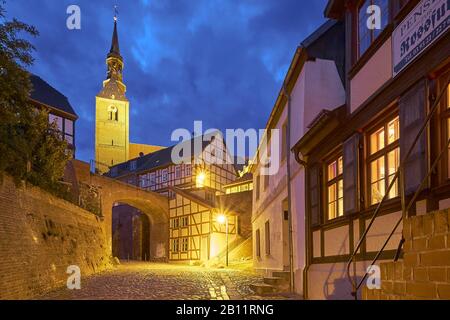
[114,5,118,21]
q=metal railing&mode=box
[346,79,450,299]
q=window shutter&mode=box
[309,165,321,226]
[399,79,427,195]
[343,133,360,214]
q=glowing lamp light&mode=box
[196,171,206,188]
[217,214,227,225]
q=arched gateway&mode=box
[64,160,169,261]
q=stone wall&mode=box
[0,175,112,299]
[363,210,450,300]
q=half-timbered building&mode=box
[107,133,251,263]
[293,0,450,299]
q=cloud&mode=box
[4,0,328,161]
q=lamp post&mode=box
[217,214,229,267]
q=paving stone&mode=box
[36,262,295,300]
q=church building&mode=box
[95,16,164,174]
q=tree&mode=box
[0,1,71,190]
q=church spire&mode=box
[108,7,121,60]
[98,6,127,101]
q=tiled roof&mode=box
[29,74,77,118]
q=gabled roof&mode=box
[107,132,222,178]
[29,74,77,119]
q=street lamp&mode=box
[217,213,229,267]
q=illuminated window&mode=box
[369,116,400,205]
[175,165,181,179]
[196,170,206,188]
[327,156,344,220]
[358,0,389,56]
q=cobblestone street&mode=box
[37,262,295,300]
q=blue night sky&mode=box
[5,0,328,162]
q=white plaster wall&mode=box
[350,38,393,113]
[365,211,403,252]
[252,57,345,295]
[307,260,377,300]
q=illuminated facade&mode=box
[292,0,450,300]
[94,17,167,173]
[95,17,130,171]
[108,133,250,263]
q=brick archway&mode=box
[65,160,169,261]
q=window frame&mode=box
[255,229,261,258]
[357,0,390,58]
[366,114,400,207]
[326,155,344,221]
[264,220,271,256]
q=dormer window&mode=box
[108,105,118,121]
[358,0,389,56]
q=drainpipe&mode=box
[282,84,295,294]
[294,148,309,299]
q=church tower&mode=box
[95,14,130,173]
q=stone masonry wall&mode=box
[0,175,112,299]
[363,210,450,300]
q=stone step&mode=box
[272,271,290,281]
[263,276,288,286]
[249,283,277,295]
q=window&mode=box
[162,169,168,183]
[255,175,260,200]
[64,119,74,145]
[368,116,400,205]
[149,172,156,186]
[108,105,118,121]
[264,221,270,255]
[358,0,389,56]
[64,119,73,135]
[129,160,137,171]
[139,175,147,188]
[172,218,180,229]
[327,156,344,220]
[255,229,261,258]
[185,164,192,176]
[172,239,179,253]
[181,238,188,252]
[175,165,181,179]
[180,216,189,227]
[49,114,63,131]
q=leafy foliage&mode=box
[0,1,71,191]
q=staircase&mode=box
[249,271,290,295]
[363,209,450,300]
